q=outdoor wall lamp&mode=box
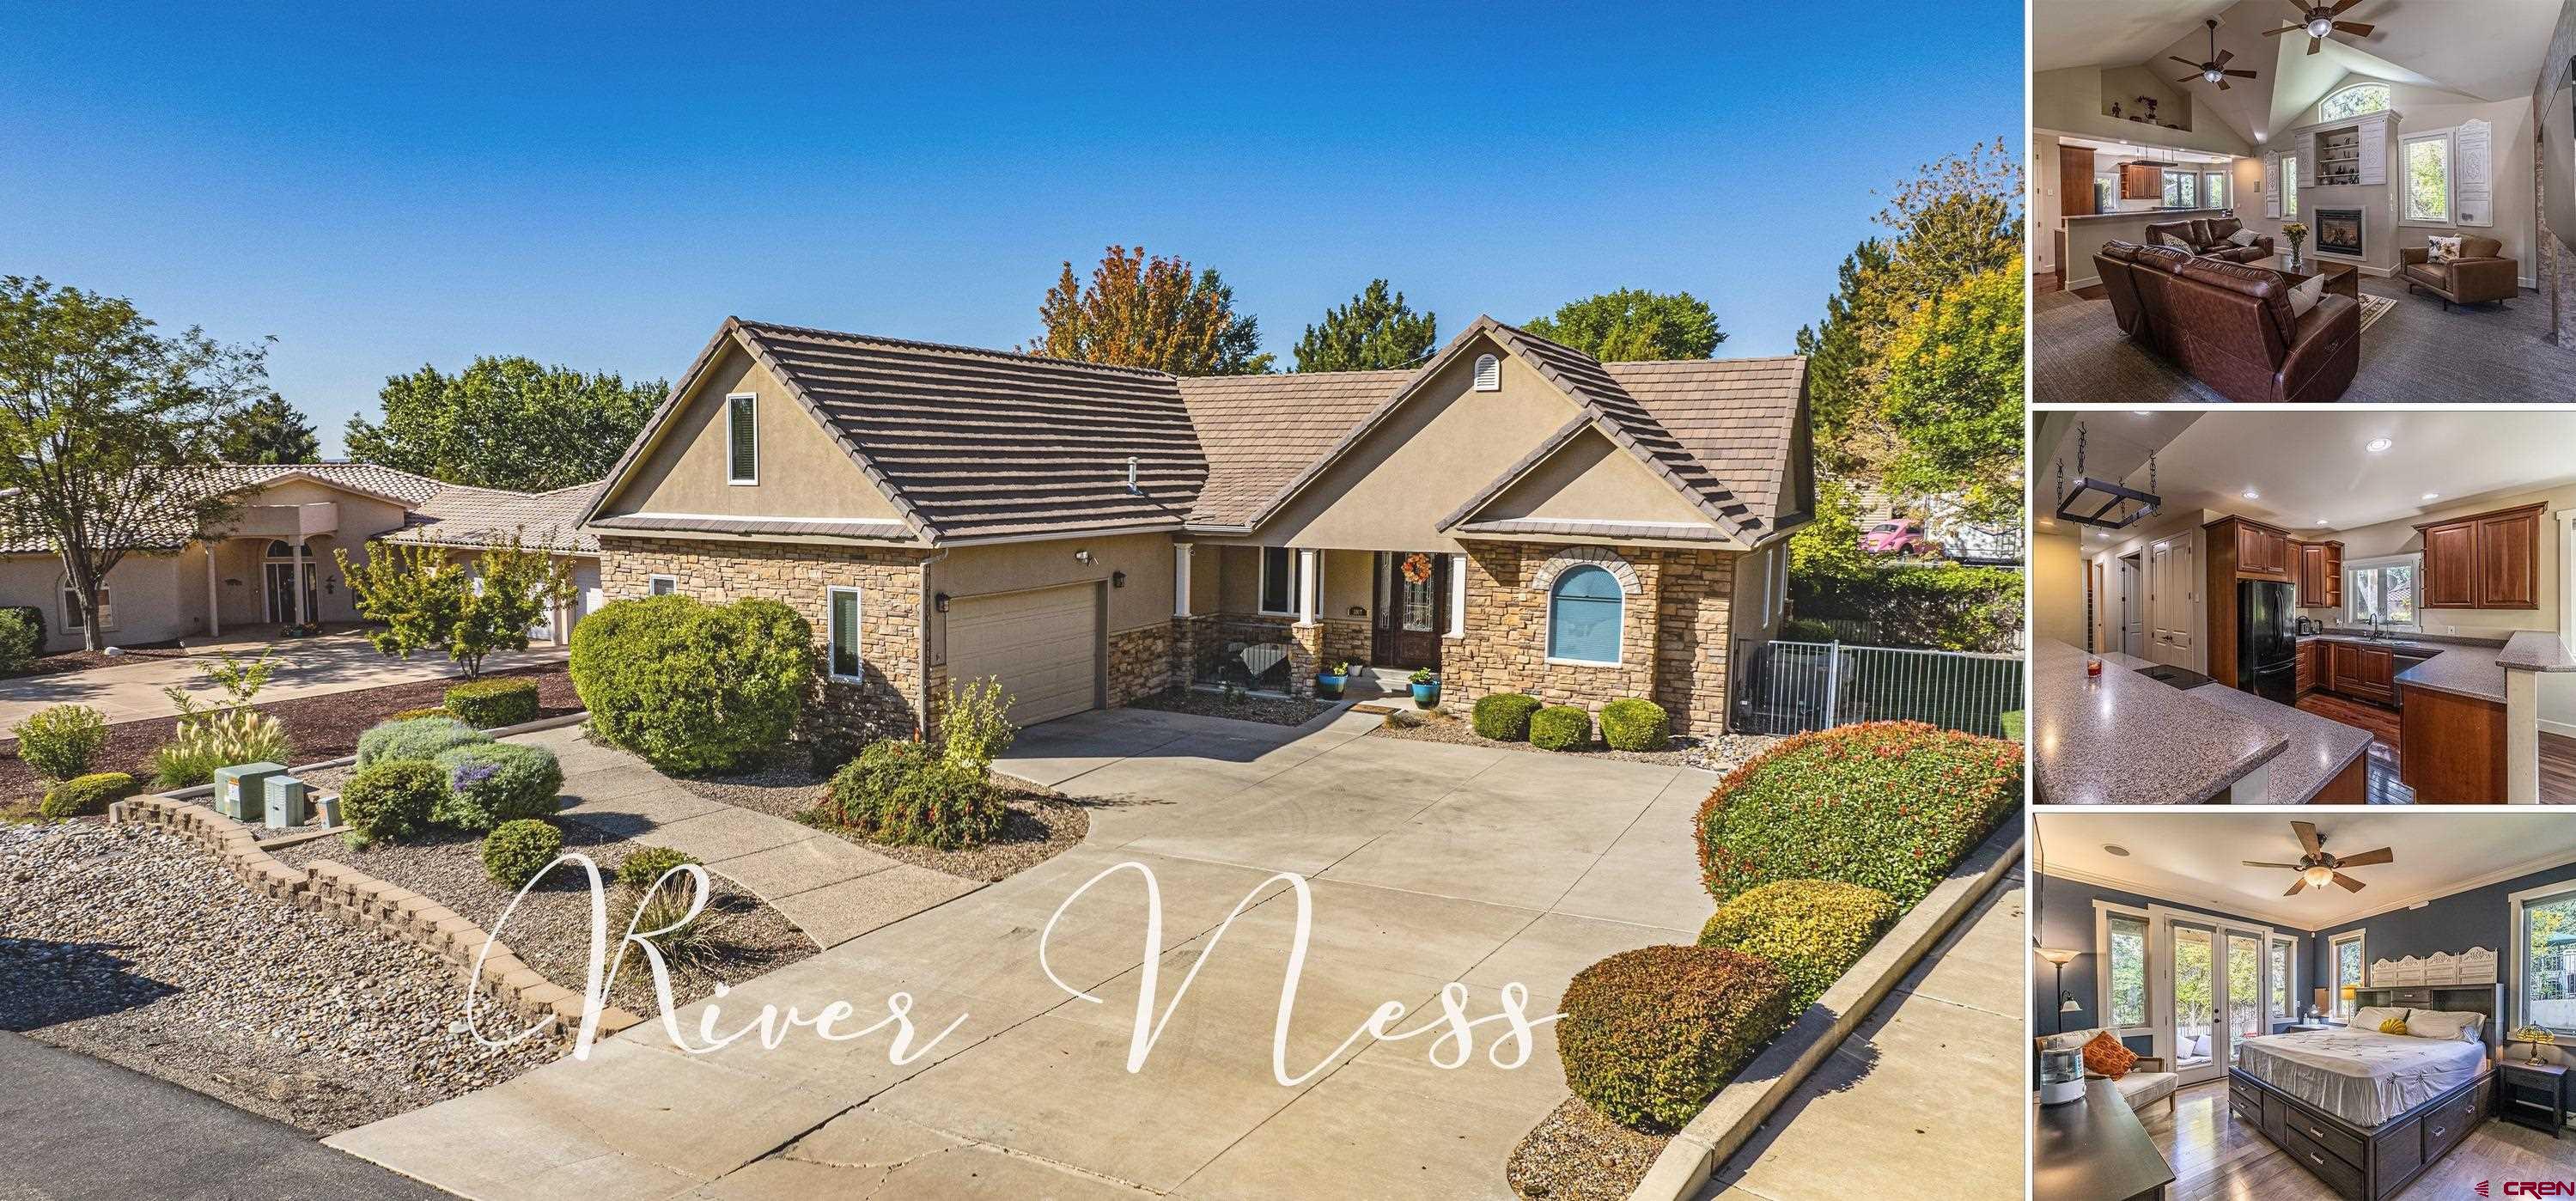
[1111,571,1126,588]
[1075,549,1093,564]
[934,592,950,613]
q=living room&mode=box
[2031,811,2576,1200]
[2031,0,2576,403]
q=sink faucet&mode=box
[2365,613,2383,640]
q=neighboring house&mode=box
[576,314,1812,746]
[0,464,604,651]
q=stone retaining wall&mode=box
[108,794,642,1045]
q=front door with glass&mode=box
[1370,552,1444,671]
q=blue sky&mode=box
[2,3,2022,456]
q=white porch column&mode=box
[204,541,220,637]
[1446,552,1468,638]
[1296,548,1318,627]
[290,537,308,625]
[1172,544,1193,618]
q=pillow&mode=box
[2351,1005,2408,1033]
[2287,273,2326,320]
[2081,1030,2139,1079]
[2227,229,2260,247]
[2408,1009,2483,1042]
[2378,1015,2411,1035]
[2428,235,2463,264]
[2157,230,2196,250]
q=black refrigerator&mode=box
[2237,580,2297,704]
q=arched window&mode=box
[265,540,312,558]
[1546,564,1623,664]
[2318,82,2390,122]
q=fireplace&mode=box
[2316,208,2363,257]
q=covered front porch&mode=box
[1171,544,1467,698]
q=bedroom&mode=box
[2030,810,2576,1199]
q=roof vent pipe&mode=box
[1125,456,1141,495]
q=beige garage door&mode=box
[946,584,1100,726]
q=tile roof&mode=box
[587,513,912,541]
[1453,518,1740,543]
[381,481,606,555]
[1172,369,1415,527]
[0,462,452,555]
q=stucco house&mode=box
[0,464,604,652]
[575,314,1812,746]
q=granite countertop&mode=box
[2499,631,2576,673]
[2187,686,2374,804]
[2394,644,2506,704]
[2031,640,2285,805]
[2061,207,2234,224]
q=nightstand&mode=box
[2497,1060,2567,1139]
[2280,1023,2333,1033]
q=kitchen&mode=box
[2027,410,2576,804]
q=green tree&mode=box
[1788,479,1872,577]
[344,357,664,491]
[0,277,267,649]
[1523,289,1723,361]
[1876,256,2025,527]
[1795,239,1897,479]
[336,537,569,678]
[1027,246,1273,375]
[217,392,320,464]
[1291,280,1437,372]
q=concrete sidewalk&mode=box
[1700,858,2028,1199]
[0,631,566,728]
[0,1031,451,1200]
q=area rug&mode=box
[2356,294,2396,337]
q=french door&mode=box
[2164,920,2272,1084]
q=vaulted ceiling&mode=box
[2036,0,2565,146]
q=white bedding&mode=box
[2235,1029,2488,1127]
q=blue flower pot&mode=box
[1316,674,1346,698]
[1410,681,1440,708]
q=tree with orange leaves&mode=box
[1026,246,1274,375]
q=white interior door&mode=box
[2119,557,2143,658]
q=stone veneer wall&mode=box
[1443,540,1736,735]
[1107,623,1175,707]
[1320,619,1373,671]
[598,535,928,755]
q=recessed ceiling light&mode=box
[2132,410,2153,417]
[2422,492,2439,501]
[2104,844,2130,857]
[2366,437,2393,453]
[2317,519,2329,526]
[2242,488,2261,500]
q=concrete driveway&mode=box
[0,631,567,728]
[328,706,1720,1198]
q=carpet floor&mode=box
[2034,276,2576,403]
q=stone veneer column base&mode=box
[1286,624,1323,699]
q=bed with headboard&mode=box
[2225,983,2500,1201]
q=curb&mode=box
[1627,819,2026,1201]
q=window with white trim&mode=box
[2160,170,2197,209]
[2319,82,2390,122]
[2330,930,2366,1019]
[2201,170,2229,210]
[2402,130,2454,225]
[2104,910,2150,1031]
[1257,547,1309,616]
[1545,564,1623,664]
[2513,880,2576,1036]
[2283,155,2299,219]
[826,586,862,681]
[2347,553,2420,631]
[2268,935,2296,1021]
[61,581,112,631]
[649,575,679,597]
[726,393,758,485]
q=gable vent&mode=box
[1472,353,1501,392]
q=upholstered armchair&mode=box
[2400,235,2518,308]
[2034,1029,2178,1114]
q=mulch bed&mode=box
[0,667,579,805]
[1124,686,1335,727]
[673,751,1092,884]
[1504,1096,1672,1200]
[0,639,191,680]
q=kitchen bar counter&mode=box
[2189,686,2372,804]
[2498,631,2576,673]
[2060,206,2235,223]
[2395,644,2507,704]
[2031,639,2284,804]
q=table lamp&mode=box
[2340,984,2357,1021]
[2310,987,2328,1022]
[2036,948,2082,1033]
[2510,1025,2559,1064]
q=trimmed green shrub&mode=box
[341,759,445,846]
[0,608,43,674]
[1471,693,1542,741]
[1696,721,2020,909]
[616,845,700,892]
[356,716,490,770]
[1779,616,1837,643]
[2000,710,2025,742]
[388,706,454,722]
[13,704,110,781]
[1529,704,1591,752]
[431,741,563,830]
[1557,945,1795,1131]
[1787,561,2022,653]
[40,771,137,820]
[445,678,540,729]
[1697,879,1900,1011]
[1599,698,1669,752]
[570,594,813,773]
[821,740,1003,850]
[481,819,564,888]
[151,709,292,789]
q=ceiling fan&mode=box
[2263,0,2377,57]
[2173,19,2258,91]
[2244,820,2395,897]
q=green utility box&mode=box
[262,774,310,830]
[212,761,287,823]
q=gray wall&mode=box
[2034,872,2320,1054]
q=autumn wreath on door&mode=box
[1400,552,1434,585]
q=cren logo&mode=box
[2494,1180,2576,1196]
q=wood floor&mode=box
[2141,1079,2574,1200]
[2290,690,2576,803]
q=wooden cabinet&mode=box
[2118,162,2164,200]
[2416,503,2543,610]
[2059,145,2097,217]
[2328,641,2396,705]
[2211,516,2292,582]
[2294,639,2317,693]
[2293,540,2345,609]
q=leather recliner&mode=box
[2092,239,2359,404]
[2399,235,2518,309]
[2142,216,2274,263]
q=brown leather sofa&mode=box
[2399,235,2518,309]
[2093,240,2359,403]
[2141,216,2274,263]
